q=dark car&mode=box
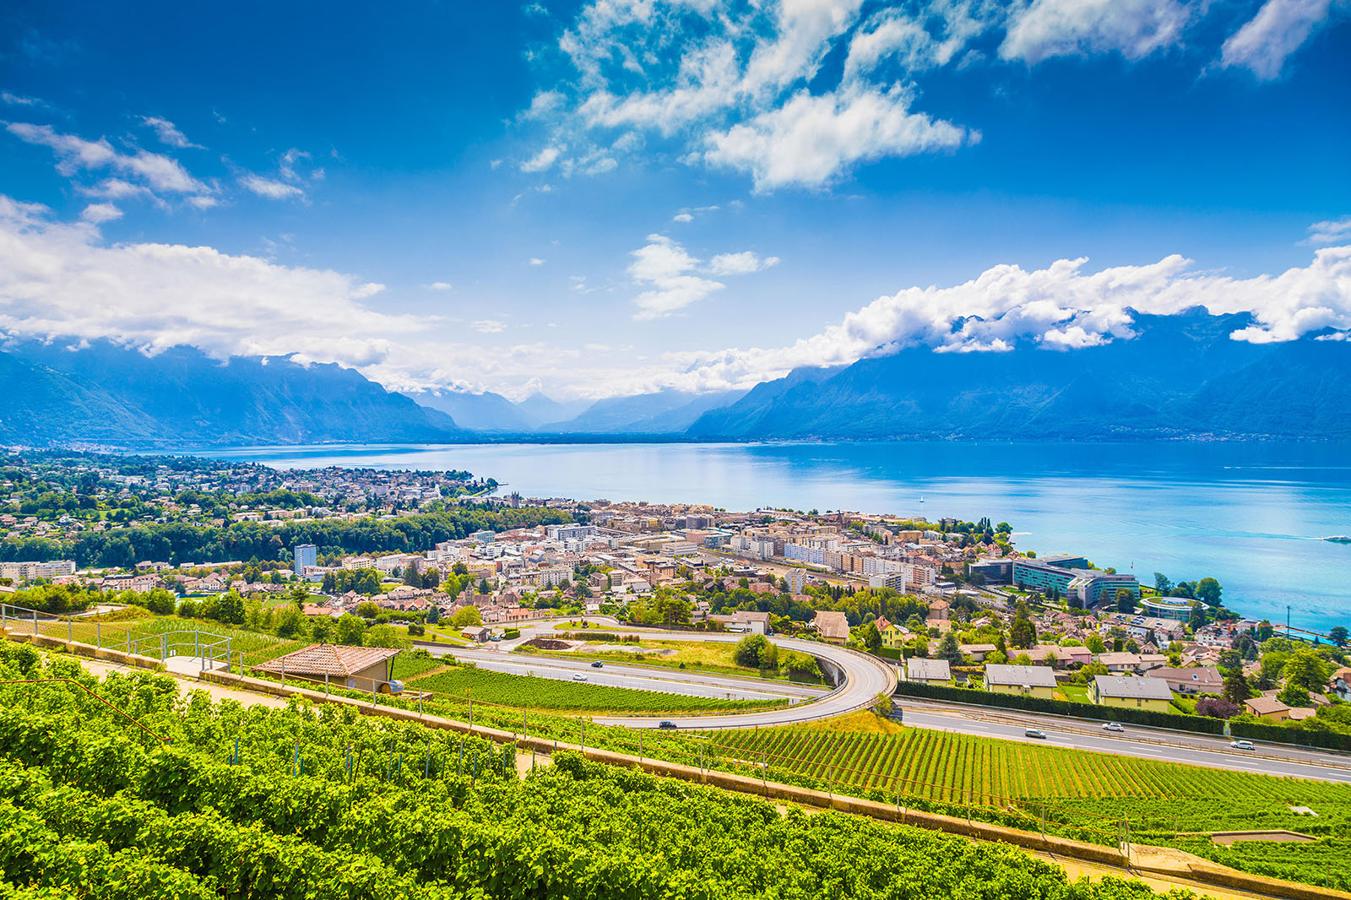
[657,720,678,729]
[591,661,604,668]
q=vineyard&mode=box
[22,609,305,666]
[405,663,784,714]
[0,639,1186,899]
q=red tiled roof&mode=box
[255,644,399,678]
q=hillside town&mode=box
[5,453,1348,736]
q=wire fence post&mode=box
[67,618,72,643]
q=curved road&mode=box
[422,619,895,730]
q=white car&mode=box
[1230,739,1255,751]
[572,673,588,682]
[1024,728,1048,739]
[1101,722,1125,733]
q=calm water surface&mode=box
[201,442,1351,632]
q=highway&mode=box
[420,619,1351,781]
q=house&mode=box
[877,618,909,649]
[1096,652,1143,673]
[462,626,492,643]
[255,644,401,691]
[1152,667,1223,696]
[1245,696,1292,721]
[1090,675,1173,712]
[959,643,998,662]
[730,609,772,634]
[906,657,952,684]
[984,664,1057,698]
[813,610,850,643]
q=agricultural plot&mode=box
[0,639,1174,900]
[407,665,783,715]
[710,726,1351,856]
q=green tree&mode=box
[854,621,882,654]
[1283,647,1333,692]
[1222,668,1251,706]
[450,605,483,627]
[938,632,963,665]
[363,624,411,649]
[1194,577,1223,606]
[334,613,366,646]
[1277,682,1311,707]
[734,633,777,670]
[1085,633,1106,654]
[1329,625,1349,648]
[1115,590,1135,614]
[1009,604,1036,649]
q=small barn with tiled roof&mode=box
[255,644,400,691]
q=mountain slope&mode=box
[540,389,746,434]
[686,313,1351,441]
[0,341,462,447]
[405,388,533,432]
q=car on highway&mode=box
[591,661,604,668]
[572,673,588,682]
[1024,728,1047,739]
[1101,722,1125,733]
[1230,739,1256,751]
[657,720,678,729]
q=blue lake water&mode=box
[201,441,1351,632]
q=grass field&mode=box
[31,611,302,666]
[523,638,821,683]
[405,664,786,715]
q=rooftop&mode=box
[1093,675,1173,701]
[255,644,400,678]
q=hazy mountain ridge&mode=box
[685,312,1351,441]
[1,340,462,447]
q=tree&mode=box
[734,634,776,670]
[938,632,963,665]
[1194,577,1223,606]
[855,621,882,654]
[1153,572,1173,595]
[780,651,821,681]
[1283,647,1333,693]
[334,613,366,645]
[1085,633,1106,654]
[363,624,411,649]
[1115,590,1134,614]
[450,605,483,627]
[871,692,894,717]
[1278,682,1311,707]
[1009,604,1036,649]
[355,600,381,619]
[1330,626,1349,648]
[1222,668,1251,706]
[1195,697,1238,719]
[426,605,441,625]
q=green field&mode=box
[522,637,820,682]
[406,664,785,715]
[31,611,303,666]
[0,639,1173,900]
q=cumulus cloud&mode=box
[472,319,507,334]
[628,233,778,319]
[672,212,694,222]
[0,194,418,373]
[1308,216,1351,245]
[703,83,971,190]
[140,115,199,149]
[238,173,305,200]
[1001,0,1193,63]
[651,246,1351,392]
[1220,0,1339,80]
[425,281,454,291]
[528,257,546,266]
[79,202,122,224]
[520,145,563,172]
[6,122,212,200]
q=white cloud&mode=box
[672,212,694,223]
[703,84,971,191]
[140,115,199,149]
[425,281,454,291]
[6,122,212,199]
[238,174,304,200]
[1220,0,1338,80]
[1,92,43,107]
[658,245,1351,392]
[528,257,546,266]
[520,145,563,173]
[1308,216,1351,245]
[708,250,780,275]
[628,234,778,319]
[472,319,507,334]
[79,202,122,224]
[1000,0,1193,63]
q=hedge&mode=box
[894,680,1351,751]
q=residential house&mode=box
[1244,696,1292,721]
[813,610,850,643]
[1090,675,1173,712]
[984,664,1057,698]
[1151,667,1223,696]
[906,657,952,684]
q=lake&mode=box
[201,441,1351,633]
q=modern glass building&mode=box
[1012,559,1140,606]
[1141,595,1196,621]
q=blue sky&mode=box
[1,0,1349,399]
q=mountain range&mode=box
[3,310,1349,447]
